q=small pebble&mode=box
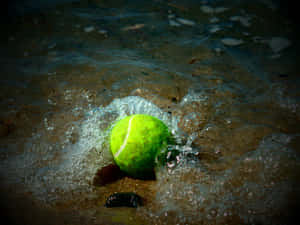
[221,38,244,46]
[215,7,229,13]
[48,43,56,49]
[169,20,181,27]
[200,5,214,14]
[201,5,229,14]
[98,29,108,34]
[209,25,221,33]
[122,24,145,31]
[209,17,219,23]
[268,37,291,53]
[84,26,95,33]
[271,53,281,59]
[252,36,264,43]
[176,18,196,26]
[230,15,251,27]
[215,47,222,56]
[168,14,175,19]
[105,192,143,208]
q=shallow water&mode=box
[1,0,300,224]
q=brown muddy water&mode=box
[1,0,300,224]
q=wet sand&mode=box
[1,0,300,224]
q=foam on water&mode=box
[154,132,300,224]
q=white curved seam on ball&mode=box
[115,116,134,158]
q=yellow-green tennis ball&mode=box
[110,114,170,178]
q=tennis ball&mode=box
[110,114,170,178]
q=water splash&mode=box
[0,96,181,203]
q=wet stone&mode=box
[104,192,143,208]
[93,164,124,186]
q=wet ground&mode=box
[1,0,300,224]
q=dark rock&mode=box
[278,73,289,78]
[171,97,178,102]
[141,71,149,76]
[93,164,124,186]
[104,192,143,208]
